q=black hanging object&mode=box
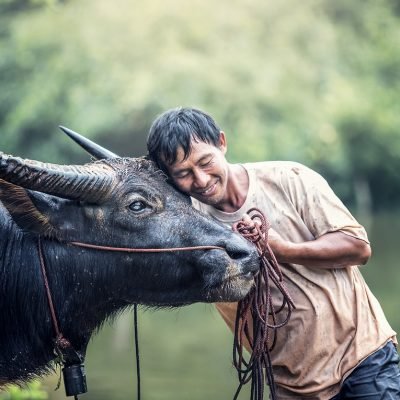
[59,125,119,160]
[63,363,87,397]
[133,304,141,400]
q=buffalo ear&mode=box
[0,179,57,237]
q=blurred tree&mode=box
[0,0,399,210]
[320,0,400,211]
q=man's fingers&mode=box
[242,213,261,228]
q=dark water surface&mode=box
[36,212,400,399]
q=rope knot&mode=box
[55,335,72,350]
[233,209,271,260]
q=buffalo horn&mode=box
[0,152,116,202]
[59,126,119,159]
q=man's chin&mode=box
[193,192,223,207]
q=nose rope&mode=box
[68,242,224,253]
[232,208,295,400]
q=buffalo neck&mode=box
[0,215,129,382]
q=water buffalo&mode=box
[0,151,259,386]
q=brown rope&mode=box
[232,208,295,400]
[37,238,225,354]
[69,242,224,252]
[39,216,293,400]
[37,237,72,351]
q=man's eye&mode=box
[200,160,212,167]
[129,201,147,213]
[176,172,189,179]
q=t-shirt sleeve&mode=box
[281,163,369,243]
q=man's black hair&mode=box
[147,107,221,171]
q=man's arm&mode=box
[269,230,371,269]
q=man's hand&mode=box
[240,214,288,258]
[265,228,289,258]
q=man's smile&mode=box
[196,180,219,197]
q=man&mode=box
[146,107,400,399]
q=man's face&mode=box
[165,133,229,207]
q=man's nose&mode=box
[193,169,208,188]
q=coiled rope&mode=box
[232,208,295,400]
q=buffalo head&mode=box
[0,141,261,386]
[0,153,259,306]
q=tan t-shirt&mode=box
[192,161,396,399]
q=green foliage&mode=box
[0,0,399,210]
[0,381,48,400]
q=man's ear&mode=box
[0,179,57,237]
[219,131,227,155]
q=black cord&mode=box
[133,303,141,400]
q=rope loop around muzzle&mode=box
[232,208,295,400]
[68,242,224,253]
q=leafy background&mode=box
[1,0,400,211]
[0,0,399,399]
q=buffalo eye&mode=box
[129,200,148,213]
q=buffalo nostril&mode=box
[226,247,250,261]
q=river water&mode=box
[36,212,400,399]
